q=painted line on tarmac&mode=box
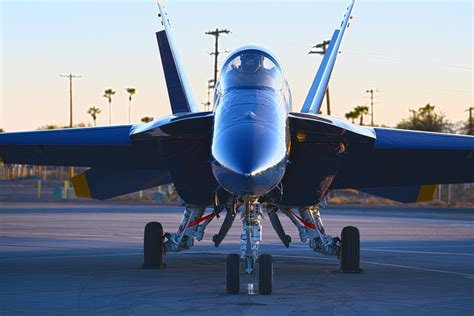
[273,254,474,278]
[361,248,474,256]
[361,245,474,249]
[3,250,473,278]
[288,244,474,253]
[360,260,474,278]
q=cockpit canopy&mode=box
[219,49,284,92]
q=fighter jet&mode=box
[1,1,473,295]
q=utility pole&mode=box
[205,28,231,91]
[60,73,82,128]
[59,73,81,182]
[309,40,331,115]
[366,89,379,126]
[466,107,474,135]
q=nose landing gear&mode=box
[225,199,273,295]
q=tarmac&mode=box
[0,202,473,315]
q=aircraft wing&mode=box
[332,127,474,188]
[0,125,144,168]
[281,113,474,205]
[0,112,214,200]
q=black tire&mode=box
[259,254,273,295]
[143,222,164,268]
[226,254,240,294]
[340,226,360,273]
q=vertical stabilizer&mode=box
[301,0,355,114]
[156,2,198,114]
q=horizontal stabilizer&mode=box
[358,185,437,203]
[72,168,171,200]
[156,2,198,114]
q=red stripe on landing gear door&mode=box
[288,208,319,231]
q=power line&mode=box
[59,73,81,128]
[366,89,379,126]
[309,40,331,115]
[205,28,231,93]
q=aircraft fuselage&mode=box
[211,46,291,197]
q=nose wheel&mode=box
[226,254,241,294]
[225,253,273,295]
[258,254,273,295]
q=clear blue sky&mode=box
[1,0,472,131]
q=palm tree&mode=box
[354,105,369,125]
[141,116,154,123]
[103,89,116,125]
[126,88,136,124]
[345,111,358,124]
[87,107,101,127]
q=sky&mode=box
[1,0,472,131]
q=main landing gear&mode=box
[282,205,361,273]
[140,201,361,294]
[141,206,216,269]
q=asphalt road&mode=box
[0,202,473,315]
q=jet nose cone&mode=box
[212,122,287,196]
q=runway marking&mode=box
[361,245,474,249]
[2,250,473,278]
[360,260,474,278]
[361,248,474,256]
[272,254,474,278]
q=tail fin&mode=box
[300,0,355,114]
[156,2,198,114]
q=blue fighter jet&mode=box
[1,1,473,295]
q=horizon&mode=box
[1,0,472,131]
